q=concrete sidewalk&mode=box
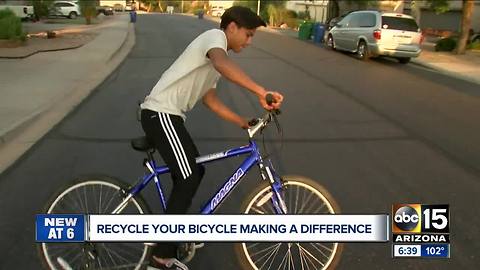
[0,14,135,172]
[412,41,480,85]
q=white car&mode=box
[210,7,225,17]
[0,5,35,20]
[49,1,81,19]
[327,11,423,63]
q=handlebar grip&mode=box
[248,118,259,127]
[266,93,275,106]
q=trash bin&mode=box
[298,21,313,40]
[312,23,317,38]
[129,10,137,23]
[198,10,204,19]
[313,23,325,43]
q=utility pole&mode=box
[257,0,260,15]
[181,0,184,13]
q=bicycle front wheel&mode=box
[235,175,343,270]
[39,175,151,270]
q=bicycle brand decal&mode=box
[210,168,245,210]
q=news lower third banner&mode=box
[36,214,389,242]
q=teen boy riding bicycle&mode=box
[140,6,283,270]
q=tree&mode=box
[327,0,340,21]
[455,0,474,54]
[233,0,287,25]
[405,0,473,54]
[29,0,54,19]
[345,0,377,10]
[138,0,159,12]
[77,0,96,25]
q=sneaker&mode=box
[177,242,204,263]
[151,256,189,270]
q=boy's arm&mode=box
[207,48,283,110]
[202,88,249,129]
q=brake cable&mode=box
[261,110,283,159]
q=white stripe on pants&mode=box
[158,112,192,179]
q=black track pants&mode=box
[141,109,205,258]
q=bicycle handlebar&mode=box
[247,94,281,139]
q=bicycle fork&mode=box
[257,158,288,214]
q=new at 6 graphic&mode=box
[392,204,449,234]
[36,214,85,242]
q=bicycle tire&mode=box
[235,175,343,270]
[38,175,152,270]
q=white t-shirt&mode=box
[141,29,228,120]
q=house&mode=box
[208,1,233,10]
[403,0,480,33]
[99,0,139,10]
[286,0,329,23]
[285,0,405,23]
[286,0,479,33]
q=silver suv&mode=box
[326,11,423,63]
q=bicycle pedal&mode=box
[177,243,196,264]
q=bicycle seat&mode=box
[130,136,155,152]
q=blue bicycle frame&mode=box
[112,140,287,215]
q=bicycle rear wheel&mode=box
[38,175,151,270]
[235,175,343,270]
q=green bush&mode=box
[467,40,480,50]
[435,37,457,52]
[0,8,15,19]
[0,9,25,41]
[297,11,310,20]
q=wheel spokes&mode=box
[43,181,149,270]
[242,180,340,270]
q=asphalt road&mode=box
[0,14,479,269]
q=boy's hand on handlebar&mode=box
[260,91,283,110]
[240,117,250,129]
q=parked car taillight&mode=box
[373,29,381,40]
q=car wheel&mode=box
[356,40,369,60]
[327,35,335,50]
[68,11,77,19]
[397,57,411,64]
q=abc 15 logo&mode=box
[392,204,449,233]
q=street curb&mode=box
[0,21,136,173]
[0,98,53,145]
[411,59,480,86]
[108,23,129,62]
[0,44,85,59]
